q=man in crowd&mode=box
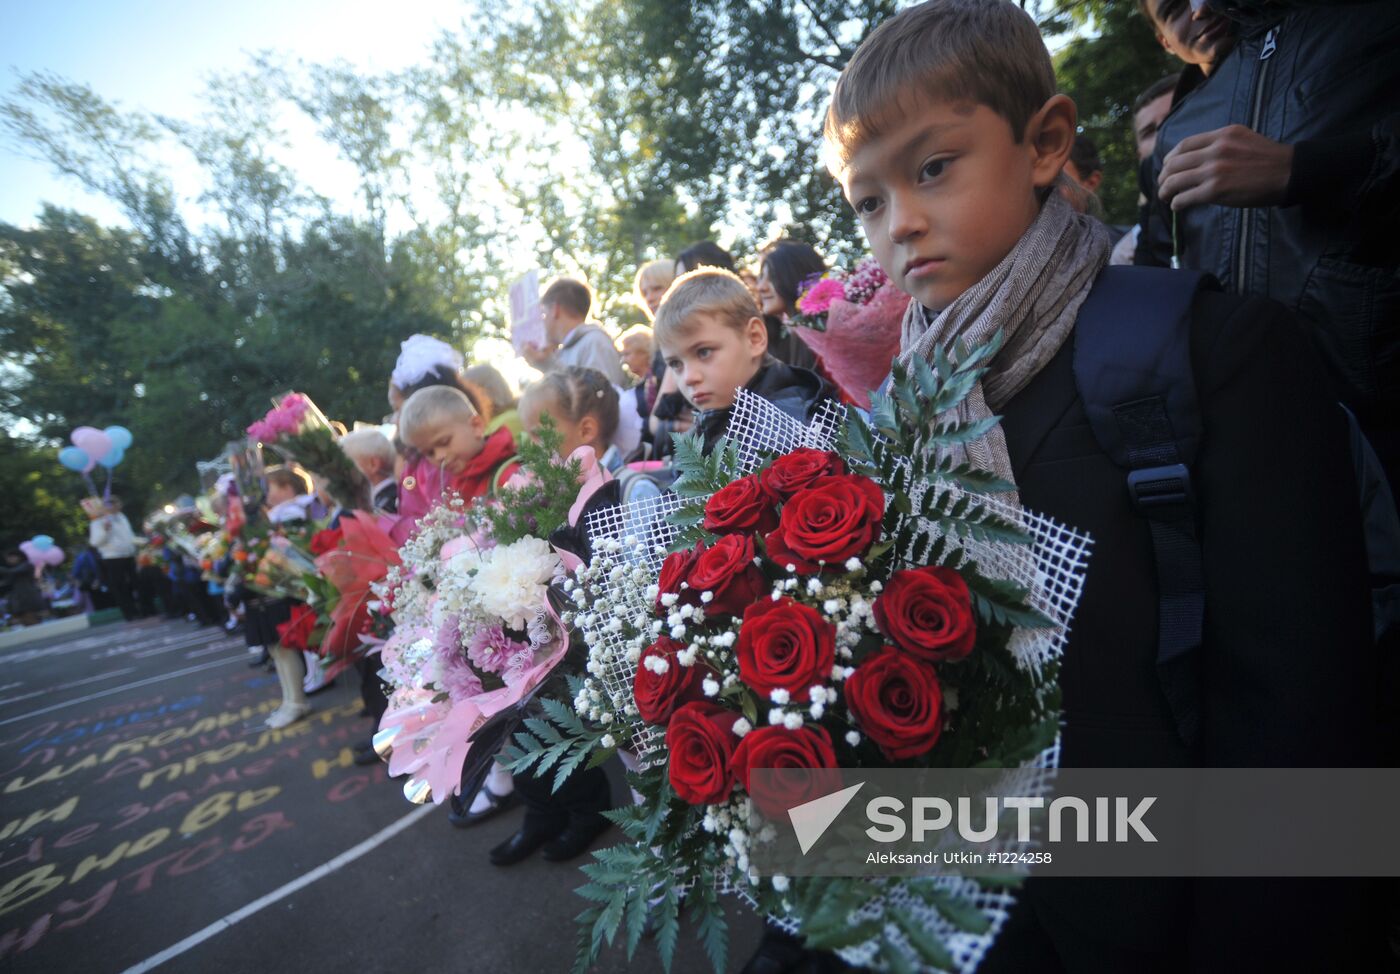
[1109,73,1179,265]
[1137,0,1400,485]
[522,277,626,386]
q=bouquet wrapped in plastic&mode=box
[371,420,603,805]
[247,393,370,511]
[505,345,1093,973]
[790,259,910,409]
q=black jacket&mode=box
[1138,4,1400,443]
[980,288,1383,971]
[695,360,833,454]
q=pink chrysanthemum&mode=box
[435,619,485,701]
[796,277,847,316]
[466,625,528,675]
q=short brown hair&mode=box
[398,385,479,443]
[265,466,311,496]
[824,0,1055,170]
[652,268,761,349]
[542,277,593,319]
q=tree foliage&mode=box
[0,0,1169,526]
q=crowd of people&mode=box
[9,0,1398,970]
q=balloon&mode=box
[98,445,125,469]
[18,542,40,567]
[41,547,64,567]
[103,425,133,450]
[72,427,113,464]
[59,447,91,472]
[31,535,53,551]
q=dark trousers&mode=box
[516,764,610,832]
[100,557,138,620]
[355,654,389,723]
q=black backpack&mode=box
[1072,265,1400,746]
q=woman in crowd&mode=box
[756,238,825,370]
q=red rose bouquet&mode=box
[507,350,1092,972]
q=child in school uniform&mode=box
[652,268,834,456]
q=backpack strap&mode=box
[1073,265,1214,746]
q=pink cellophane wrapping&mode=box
[377,598,571,803]
[793,283,909,409]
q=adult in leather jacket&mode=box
[1137,2,1400,483]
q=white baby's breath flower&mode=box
[768,708,785,726]
[782,712,804,730]
[844,557,862,572]
[600,734,616,748]
[702,677,720,697]
[769,688,790,705]
[846,730,861,747]
[733,717,752,737]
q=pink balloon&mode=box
[41,547,64,567]
[71,427,113,464]
[19,541,41,567]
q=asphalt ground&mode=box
[0,617,762,974]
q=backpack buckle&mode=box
[1127,464,1193,514]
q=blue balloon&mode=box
[104,425,133,450]
[59,446,90,472]
[32,535,54,551]
[98,445,125,469]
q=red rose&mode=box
[764,474,885,574]
[634,636,714,725]
[873,566,976,662]
[666,702,743,805]
[735,597,835,702]
[309,526,344,555]
[731,725,840,818]
[276,604,319,651]
[704,475,778,536]
[845,647,944,760]
[759,449,846,500]
[656,545,700,614]
[686,534,767,618]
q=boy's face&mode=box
[407,414,486,475]
[1146,0,1233,74]
[839,97,1071,312]
[661,313,767,412]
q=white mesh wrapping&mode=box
[581,389,1092,973]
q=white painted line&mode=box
[119,804,437,974]
[0,656,244,727]
[131,634,232,659]
[0,667,139,706]
[184,642,239,660]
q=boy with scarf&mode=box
[815,2,1383,972]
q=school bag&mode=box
[1072,265,1400,746]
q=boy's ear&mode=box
[745,316,768,358]
[1026,94,1078,192]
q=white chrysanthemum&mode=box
[472,536,560,629]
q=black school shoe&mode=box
[489,818,566,867]
[540,811,611,862]
[351,740,380,766]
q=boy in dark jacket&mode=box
[821,1,1383,971]
[653,268,833,455]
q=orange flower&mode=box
[232,550,249,563]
